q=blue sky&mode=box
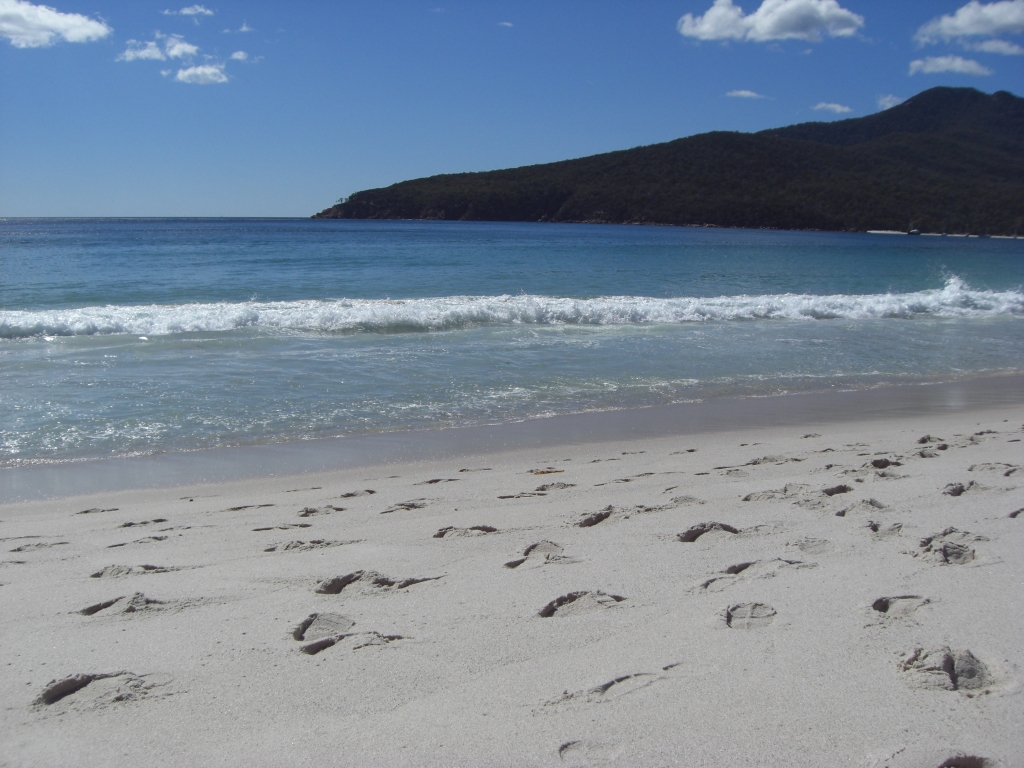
[1,0,1022,216]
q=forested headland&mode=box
[314,87,1024,235]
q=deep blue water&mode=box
[2,218,1022,465]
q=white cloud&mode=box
[677,0,864,43]
[119,32,199,64]
[812,101,851,113]
[908,54,993,75]
[163,33,197,58]
[498,21,513,27]
[877,94,904,110]
[229,50,246,60]
[969,37,1024,53]
[726,89,767,98]
[175,63,226,83]
[119,39,165,61]
[163,5,213,16]
[915,0,1024,43]
[238,22,252,32]
[0,0,111,48]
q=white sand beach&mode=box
[2,402,1022,767]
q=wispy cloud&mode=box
[0,0,111,48]
[119,39,165,61]
[175,63,226,84]
[812,101,851,113]
[968,37,1024,53]
[877,94,904,110]
[915,0,1024,44]
[163,33,197,58]
[118,32,198,62]
[726,89,767,98]
[163,5,214,16]
[238,22,252,32]
[678,0,864,43]
[498,21,513,27]
[908,54,992,75]
[229,50,246,60]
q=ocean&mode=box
[2,217,1023,469]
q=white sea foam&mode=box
[1,277,1020,339]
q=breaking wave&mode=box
[2,277,1021,339]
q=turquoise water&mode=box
[2,218,1022,466]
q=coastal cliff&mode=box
[314,87,1024,235]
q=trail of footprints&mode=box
[29,429,1021,767]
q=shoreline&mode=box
[5,372,1023,504]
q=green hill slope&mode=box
[313,87,1024,235]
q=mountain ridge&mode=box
[313,87,1024,235]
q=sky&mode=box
[1,0,1023,216]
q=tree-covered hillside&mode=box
[314,88,1024,235]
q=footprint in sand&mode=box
[867,521,903,537]
[575,503,671,528]
[867,458,902,470]
[433,525,498,538]
[969,462,1020,478]
[577,508,614,527]
[337,489,376,498]
[315,570,442,595]
[381,499,428,514]
[538,591,625,618]
[78,592,207,616]
[836,498,886,517]
[696,558,813,592]
[107,536,168,548]
[546,673,657,707]
[535,482,576,492]
[594,472,655,487]
[934,755,1002,768]
[899,647,993,694]
[721,602,776,628]
[33,672,174,711]
[914,528,987,564]
[292,612,355,641]
[557,740,622,765]
[75,507,119,515]
[252,523,312,532]
[788,537,832,555]
[870,595,931,621]
[504,541,576,569]
[119,519,168,528]
[9,541,68,552]
[742,484,809,502]
[89,564,188,578]
[290,612,407,655]
[297,506,344,517]
[263,539,360,553]
[677,522,740,543]
[943,482,980,497]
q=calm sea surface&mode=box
[2,218,1022,467]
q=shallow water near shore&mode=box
[2,218,1023,469]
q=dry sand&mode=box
[1,404,1022,767]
